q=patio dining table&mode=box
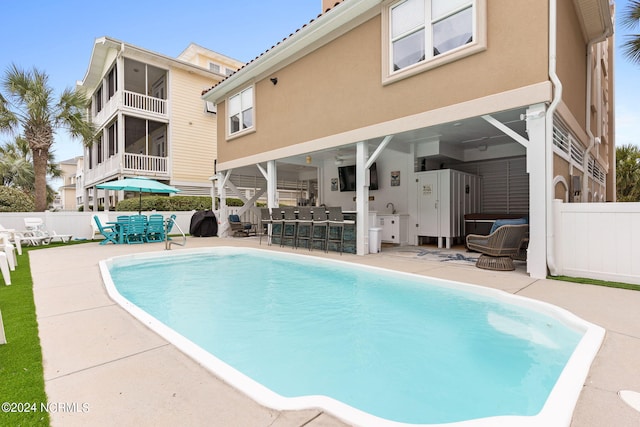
[106,218,131,245]
[106,214,168,244]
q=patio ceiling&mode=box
[269,106,529,175]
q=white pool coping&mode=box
[99,246,605,427]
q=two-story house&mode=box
[202,0,614,279]
[56,156,83,211]
[77,37,243,210]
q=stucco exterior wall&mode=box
[556,0,588,133]
[216,0,549,164]
[170,69,218,184]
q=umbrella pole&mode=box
[139,191,142,215]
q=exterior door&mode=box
[152,131,166,157]
[417,171,439,237]
[151,77,165,99]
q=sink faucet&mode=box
[386,202,396,214]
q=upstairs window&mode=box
[383,0,485,84]
[107,66,117,100]
[94,85,103,114]
[228,86,254,136]
[108,120,118,157]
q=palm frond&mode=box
[621,34,640,65]
[620,0,640,31]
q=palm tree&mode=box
[621,0,640,65]
[616,144,640,201]
[0,64,93,211]
[0,136,62,204]
[0,137,34,188]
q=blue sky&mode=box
[1,0,638,169]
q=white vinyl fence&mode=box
[553,200,640,285]
[0,211,205,240]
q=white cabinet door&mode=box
[417,172,439,237]
[379,215,399,243]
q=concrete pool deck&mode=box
[29,237,640,426]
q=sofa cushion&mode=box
[489,217,528,234]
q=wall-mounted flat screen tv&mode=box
[338,162,378,192]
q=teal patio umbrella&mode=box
[96,177,180,214]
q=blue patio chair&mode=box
[166,214,177,240]
[146,214,165,242]
[126,215,148,244]
[93,215,118,245]
[116,215,130,244]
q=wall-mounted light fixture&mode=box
[306,155,312,164]
[270,77,278,85]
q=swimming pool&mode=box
[100,247,604,426]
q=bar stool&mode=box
[280,207,297,247]
[311,208,329,252]
[259,208,273,245]
[295,207,313,250]
[269,208,284,246]
[327,206,346,254]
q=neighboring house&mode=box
[77,37,243,210]
[56,156,83,211]
[202,0,615,279]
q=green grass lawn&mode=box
[0,241,88,426]
[549,274,640,291]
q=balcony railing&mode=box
[93,90,168,128]
[123,153,168,174]
[123,90,167,115]
[84,153,168,186]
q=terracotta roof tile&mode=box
[201,1,345,96]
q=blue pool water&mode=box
[105,248,591,425]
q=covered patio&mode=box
[213,101,545,277]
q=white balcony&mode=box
[123,153,168,175]
[84,153,169,186]
[123,91,167,115]
[93,90,168,127]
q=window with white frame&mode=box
[384,0,484,82]
[228,87,254,135]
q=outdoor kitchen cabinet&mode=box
[378,214,409,245]
[416,169,480,248]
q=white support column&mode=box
[266,161,278,209]
[524,103,548,279]
[210,175,217,210]
[83,187,90,212]
[103,190,111,212]
[355,141,369,255]
[219,171,230,236]
[117,112,124,158]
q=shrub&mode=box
[0,186,35,212]
[115,195,215,211]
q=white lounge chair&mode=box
[0,225,23,255]
[23,217,72,243]
[0,234,17,271]
[0,252,11,285]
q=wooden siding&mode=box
[170,69,218,184]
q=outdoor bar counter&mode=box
[269,210,356,254]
